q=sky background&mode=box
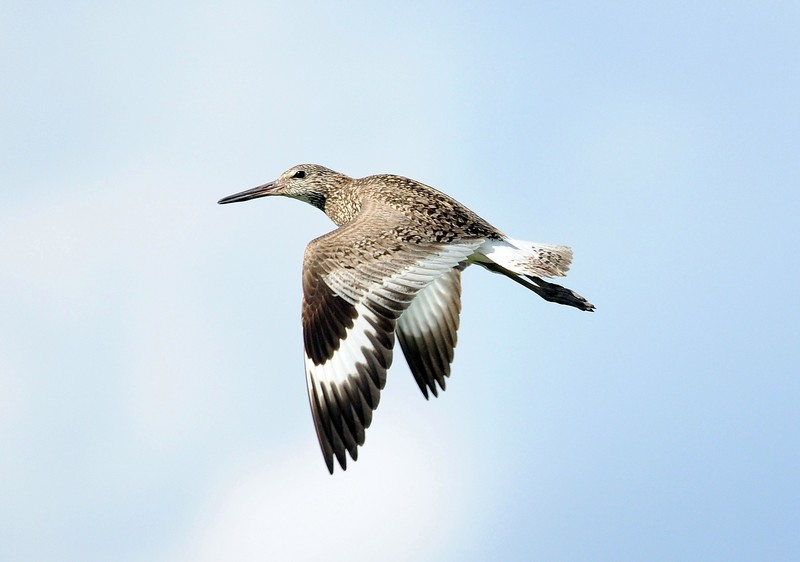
[2,1,799,560]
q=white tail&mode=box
[475,237,573,278]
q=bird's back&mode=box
[333,174,502,244]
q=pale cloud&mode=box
[173,413,472,562]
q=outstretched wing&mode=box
[396,266,464,399]
[302,203,483,473]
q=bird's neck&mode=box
[323,185,362,226]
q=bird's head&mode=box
[218,164,347,211]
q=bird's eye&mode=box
[292,170,306,179]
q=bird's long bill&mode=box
[217,181,279,204]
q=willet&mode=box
[219,164,594,473]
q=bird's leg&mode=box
[477,262,595,312]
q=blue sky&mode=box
[1,1,798,560]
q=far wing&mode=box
[396,266,464,399]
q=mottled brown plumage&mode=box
[219,164,594,473]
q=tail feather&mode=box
[474,238,595,312]
[477,238,573,278]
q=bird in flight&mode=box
[219,164,594,473]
